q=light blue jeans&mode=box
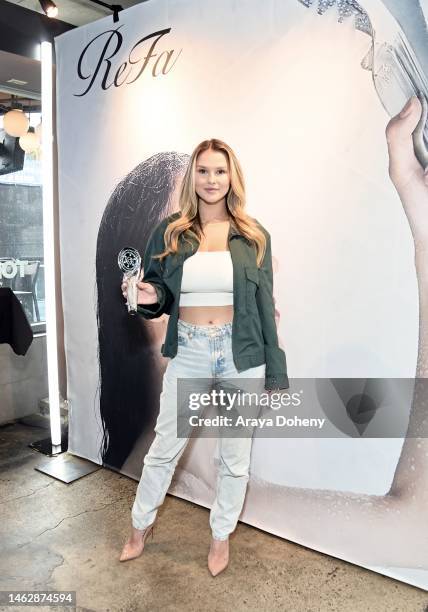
[131,318,266,540]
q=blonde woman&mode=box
[119,138,289,575]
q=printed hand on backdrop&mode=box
[386,94,428,256]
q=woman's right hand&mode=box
[385,94,428,252]
[121,273,158,305]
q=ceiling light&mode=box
[3,109,29,138]
[6,79,28,86]
[38,0,58,18]
[19,127,40,153]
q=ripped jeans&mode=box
[131,318,266,540]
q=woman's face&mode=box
[194,149,231,204]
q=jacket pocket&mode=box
[245,266,259,312]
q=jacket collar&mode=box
[228,218,242,239]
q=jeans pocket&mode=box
[177,329,189,347]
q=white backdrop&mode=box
[55,0,427,589]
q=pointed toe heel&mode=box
[207,538,229,577]
[119,522,155,562]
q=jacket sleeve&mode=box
[136,221,174,319]
[255,229,289,390]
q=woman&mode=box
[118,138,289,576]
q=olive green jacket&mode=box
[137,211,289,390]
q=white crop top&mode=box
[179,250,234,306]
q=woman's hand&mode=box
[121,270,159,305]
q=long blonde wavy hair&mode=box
[152,138,267,267]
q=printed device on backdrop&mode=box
[298,0,428,168]
[117,247,142,315]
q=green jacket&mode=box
[137,211,289,390]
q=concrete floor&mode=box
[1,421,428,612]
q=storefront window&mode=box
[0,108,45,333]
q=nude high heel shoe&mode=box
[207,537,229,576]
[119,523,155,562]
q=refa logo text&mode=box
[74,26,182,96]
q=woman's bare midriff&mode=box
[178,305,233,326]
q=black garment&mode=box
[0,288,33,355]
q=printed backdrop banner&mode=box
[55,0,428,589]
